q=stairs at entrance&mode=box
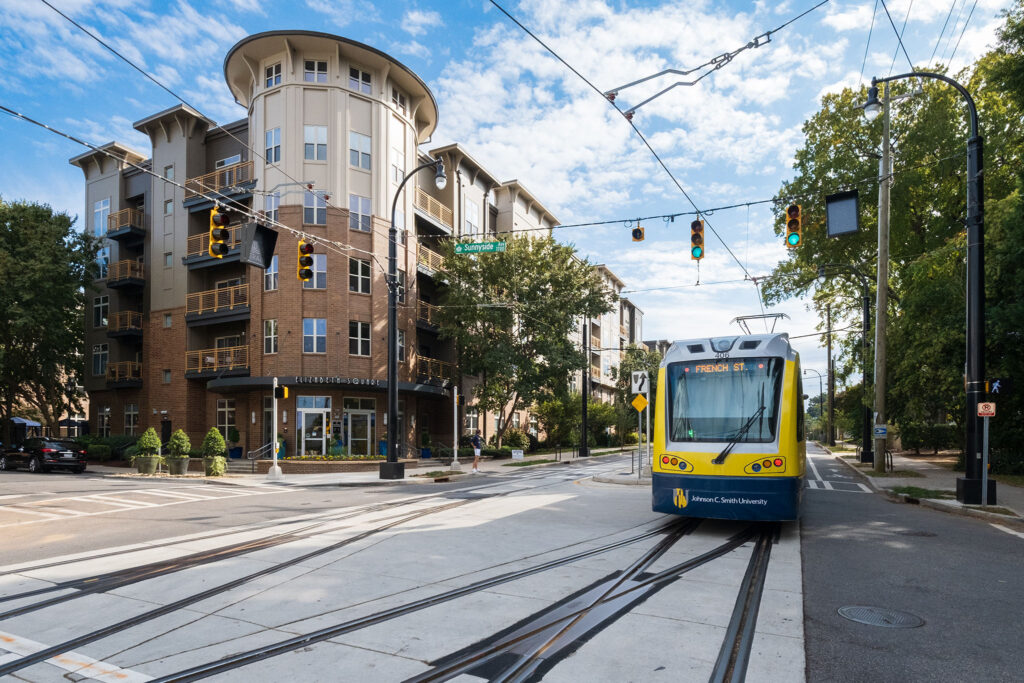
[226,458,255,474]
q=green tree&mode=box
[200,427,226,457]
[166,428,192,458]
[610,345,662,443]
[136,427,161,456]
[0,199,98,442]
[435,235,614,446]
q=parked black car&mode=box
[1,438,88,473]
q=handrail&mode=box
[184,160,254,199]
[108,259,144,281]
[417,356,456,382]
[186,283,249,315]
[186,224,242,257]
[414,187,453,228]
[247,441,274,460]
[107,208,144,234]
[185,345,249,373]
[417,245,445,273]
[106,361,141,382]
[417,300,440,325]
[109,310,142,332]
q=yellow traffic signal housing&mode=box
[209,208,232,258]
[297,240,314,281]
[273,385,288,399]
[631,226,644,242]
[786,204,802,248]
[690,219,704,260]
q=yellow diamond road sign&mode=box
[631,394,648,412]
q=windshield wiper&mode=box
[712,404,766,464]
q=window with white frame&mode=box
[349,194,370,232]
[304,190,327,225]
[349,67,371,93]
[465,407,479,434]
[302,253,326,290]
[495,413,505,431]
[398,329,406,362]
[512,413,521,429]
[264,192,279,222]
[349,257,370,294]
[304,125,327,161]
[216,154,241,168]
[265,127,281,163]
[529,414,539,436]
[93,295,108,328]
[163,164,174,180]
[98,406,110,437]
[391,148,405,184]
[349,321,370,356]
[465,198,479,237]
[264,319,278,354]
[265,62,281,87]
[392,88,407,116]
[217,399,236,440]
[396,269,406,304]
[164,199,173,215]
[93,197,109,237]
[92,343,108,376]
[303,318,326,353]
[124,403,138,436]
[304,60,327,82]
[349,132,371,170]
[264,254,278,291]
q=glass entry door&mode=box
[347,411,372,456]
[301,410,328,456]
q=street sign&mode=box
[454,241,507,254]
[511,449,525,460]
[631,371,649,394]
[631,394,648,413]
[978,402,996,417]
[873,425,888,437]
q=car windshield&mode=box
[47,441,80,450]
[667,357,784,442]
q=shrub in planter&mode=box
[200,428,227,476]
[134,427,162,474]
[165,429,192,475]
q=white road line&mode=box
[0,507,67,519]
[0,630,152,682]
[858,483,872,493]
[806,454,824,483]
[133,489,211,501]
[822,480,834,490]
[991,524,1024,540]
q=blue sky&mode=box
[0,0,1011,382]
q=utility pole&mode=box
[826,304,835,446]
[581,316,589,457]
[873,86,892,474]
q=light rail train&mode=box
[651,333,806,521]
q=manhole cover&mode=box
[838,606,924,628]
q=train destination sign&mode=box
[455,241,507,254]
[684,361,764,373]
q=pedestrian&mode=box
[471,429,483,473]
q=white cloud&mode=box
[304,0,379,27]
[403,9,443,36]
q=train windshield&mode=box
[666,357,784,442]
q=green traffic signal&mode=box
[691,246,703,259]
[787,232,800,246]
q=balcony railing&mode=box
[414,187,453,228]
[184,160,254,200]
[186,345,249,374]
[417,357,456,383]
[417,245,445,273]
[417,300,440,326]
[109,311,142,333]
[107,208,144,235]
[106,361,141,382]
[186,283,249,316]
[186,224,242,258]
[107,259,144,282]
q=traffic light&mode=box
[786,204,802,248]
[690,219,704,260]
[209,208,232,258]
[273,385,288,399]
[297,240,314,281]
[631,226,644,241]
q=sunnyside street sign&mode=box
[455,241,507,254]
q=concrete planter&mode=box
[203,456,226,476]
[165,457,189,475]
[135,455,160,474]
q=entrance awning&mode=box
[11,417,41,427]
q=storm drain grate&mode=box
[838,605,925,628]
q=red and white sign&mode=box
[978,402,996,417]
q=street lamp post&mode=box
[864,71,992,504]
[803,369,824,441]
[380,157,447,480]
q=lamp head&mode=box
[863,84,881,121]
[434,159,447,190]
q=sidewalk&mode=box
[828,446,1024,523]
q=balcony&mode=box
[106,208,145,244]
[185,283,250,326]
[107,259,145,289]
[106,361,142,388]
[417,357,455,385]
[183,224,243,269]
[183,160,256,206]
[185,345,249,379]
[417,300,440,330]
[417,245,445,277]
[107,311,143,339]
[414,187,453,232]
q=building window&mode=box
[164,165,174,180]
[164,199,173,215]
[302,253,326,290]
[304,190,327,225]
[396,269,406,304]
[392,88,408,116]
[264,319,278,354]
[495,413,505,431]
[164,252,172,267]
[304,60,327,82]
[265,62,281,87]
[465,198,479,237]
[349,257,370,294]
[98,407,110,438]
[391,149,405,184]
[465,407,479,434]
[217,399,236,441]
[92,343,108,376]
[303,318,326,353]
[349,321,370,356]
[93,295,108,328]
[349,194,370,232]
[304,125,327,161]
[264,254,279,291]
[124,403,138,436]
[93,197,109,237]
[398,329,406,362]
[529,414,539,436]
[163,369,171,384]
[265,127,281,163]
[512,413,521,429]
[96,247,110,279]
[349,132,371,170]
[264,192,280,222]
[163,313,172,328]
[216,154,241,168]
[349,67,371,93]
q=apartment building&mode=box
[71,30,561,458]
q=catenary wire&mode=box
[941,0,969,63]
[880,0,918,74]
[929,0,960,66]
[860,0,880,86]
[888,0,915,77]
[947,0,980,66]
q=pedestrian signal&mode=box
[273,386,289,399]
[209,208,233,258]
[690,219,704,260]
[786,204,802,248]
[631,226,644,242]
[297,240,314,281]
